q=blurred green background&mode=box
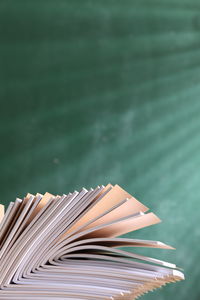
[0,0,199,299]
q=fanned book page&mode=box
[0,184,184,299]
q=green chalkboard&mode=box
[0,0,199,299]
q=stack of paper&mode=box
[0,184,184,299]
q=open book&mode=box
[0,184,184,299]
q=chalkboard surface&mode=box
[0,1,199,299]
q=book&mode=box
[0,184,184,299]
